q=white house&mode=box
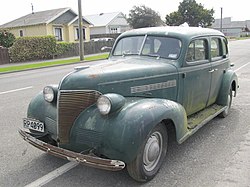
[84,12,130,35]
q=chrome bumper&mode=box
[18,129,125,171]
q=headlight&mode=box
[97,96,111,115]
[43,86,55,102]
[97,94,125,115]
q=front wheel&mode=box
[219,87,232,118]
[127,123,168,182]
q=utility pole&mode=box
[31,3,34,14]
[220,7,223,32]
[78,0,84,61]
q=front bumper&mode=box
[18,129,125,171]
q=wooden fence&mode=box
[0,48,10,64]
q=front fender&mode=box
[217,69,238,105]
[70,97,188,163]
[27,92,57,139]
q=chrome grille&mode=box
[58,90,101,144]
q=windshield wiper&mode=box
[144,54,161,59]
[122,51,139,57]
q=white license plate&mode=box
[23,118,45,132]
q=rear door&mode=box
[207,37,230,106]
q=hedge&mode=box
[0,30,15,48]
[9,35,57,62]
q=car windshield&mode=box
[113,35,181,59]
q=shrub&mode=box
[0,30,15,48]
[9,35,57,62]
[55,42,76,56]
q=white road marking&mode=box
[234,61,250,72]
[24,161,79,187]
[0,86,33,95]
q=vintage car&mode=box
[19,26,238,182]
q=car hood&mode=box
[59,56,178,96]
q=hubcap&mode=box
[143,131,163,172]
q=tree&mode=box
[127,5,163,29]
[0,30,15,48]
[165,0,214,27]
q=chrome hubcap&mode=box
[143,131,163,171]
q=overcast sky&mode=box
[0,0,249,25]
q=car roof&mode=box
[119,26,224,40]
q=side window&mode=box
[186,39,208,62]
[211,38,223,59]
[221,38,228,56]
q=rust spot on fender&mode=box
[89,74,99,79]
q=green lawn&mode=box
[0,53,109,73]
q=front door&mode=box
[181,38,211,116]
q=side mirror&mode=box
[101,46,112,51]
[230,63,235,67]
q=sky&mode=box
[0,0,249,25]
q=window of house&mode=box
[19,30,24,37]
[211,38,223,60]
[75,27,86,40]
[186,39,208,62]
[110,28,118,33]
[54,27,63,41]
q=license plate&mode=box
[23,118,45,132]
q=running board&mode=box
[187,104,226,129]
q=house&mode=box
[0,8,92,42]
[212,17,250,37]
[84,12,130,36]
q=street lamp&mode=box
[78,0,84,61]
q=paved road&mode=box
[0,40,250,187]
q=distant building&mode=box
[84,12,130,35]
[0,8,92,42]
[212,17,250,37]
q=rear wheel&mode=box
[127,123,168,182]
[219,87,232,118]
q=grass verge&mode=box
[0,53,109,73]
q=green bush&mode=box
[9,35,57,62]
[56,42,75,56]
[0,30,15,48]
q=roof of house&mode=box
[0,7,90,28]
[84,12,125,27]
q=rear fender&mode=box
[217,69,238,105]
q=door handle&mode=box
[209,69,218,73]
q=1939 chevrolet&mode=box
[19,27,238,182]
